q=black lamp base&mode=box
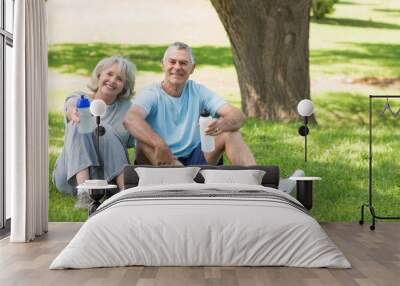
[95,126,106,136]
[298,126,309,136]
[298,116,309,162]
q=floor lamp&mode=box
[297,99,314,162]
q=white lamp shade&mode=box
[90,99,107,117]
[297,99,314,117]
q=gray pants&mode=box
[52,123,129,195]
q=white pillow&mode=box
[200,169,266,185]
[135,167,200,186]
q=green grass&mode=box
[309,0,400,77]
[49,94,400,222]
[311,16,400,30]
[49,113,87,221]
[48,0,400,222]
[48,41,400,80]
[310,42,400,77]
[48,44,234,75]
[48,0,400,79]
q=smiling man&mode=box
[123,42,255,166]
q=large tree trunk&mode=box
[210,0,312,121]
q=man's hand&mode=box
[205,118,227,136]
[154,142,178,166]
[124,106,184,166]
[206,105,245,135]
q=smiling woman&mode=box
[52,56,136,202]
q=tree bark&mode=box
[210,0,313,121]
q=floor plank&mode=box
[0,222,399,286]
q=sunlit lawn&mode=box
[48,0,400,222]
[49,93,400,222]
[49,0,400,80]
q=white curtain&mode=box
[7,0,48,242]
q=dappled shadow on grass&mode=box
[48,111,400,221]
[337,1,358,5]
[48,152,87,222]
[311,42,400,75]
[242,119,305,173]
[48,113,87,221]
[49,112,65,148]
[242,117,400,221]
[311,42,400,66]
[311,17,400,30]
[315,92,400,128]
[306,159,400,221]
[48,112,131,222]
[373,8,400,15]
[48,43,233,76]
[362,159,400,219]
[314,92,369,127]
[303,161,367,221]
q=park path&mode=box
[47,0,229,46]
[48,68,400,112]
[48,67,241,112]
[47,0,400,112]
[47,0,234,111]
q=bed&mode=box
[50,165,351,269]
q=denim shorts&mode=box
[178,144,223,166]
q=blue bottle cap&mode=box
[76,95,90,108]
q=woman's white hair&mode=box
[87,55,136,99]
[162,42,195,64]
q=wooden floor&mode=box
[0,222,399,286]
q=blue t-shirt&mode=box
[132,80,227,157]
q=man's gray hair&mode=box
[162,42,195,64]
[88,55,136,99]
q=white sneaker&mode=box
[75,188,92,209]
[278,169,305,194]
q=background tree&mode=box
[312,0,339,19]
[210,0,312,121]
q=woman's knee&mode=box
[53,172,76,195]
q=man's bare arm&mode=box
[205,104,246,136]
[123,105,177,165]
[123,106,166,148]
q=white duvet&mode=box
[50,183,351,269]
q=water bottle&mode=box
[199,111,215,153]
[76,95,93,134]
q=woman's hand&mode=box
[67,106,80,124]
